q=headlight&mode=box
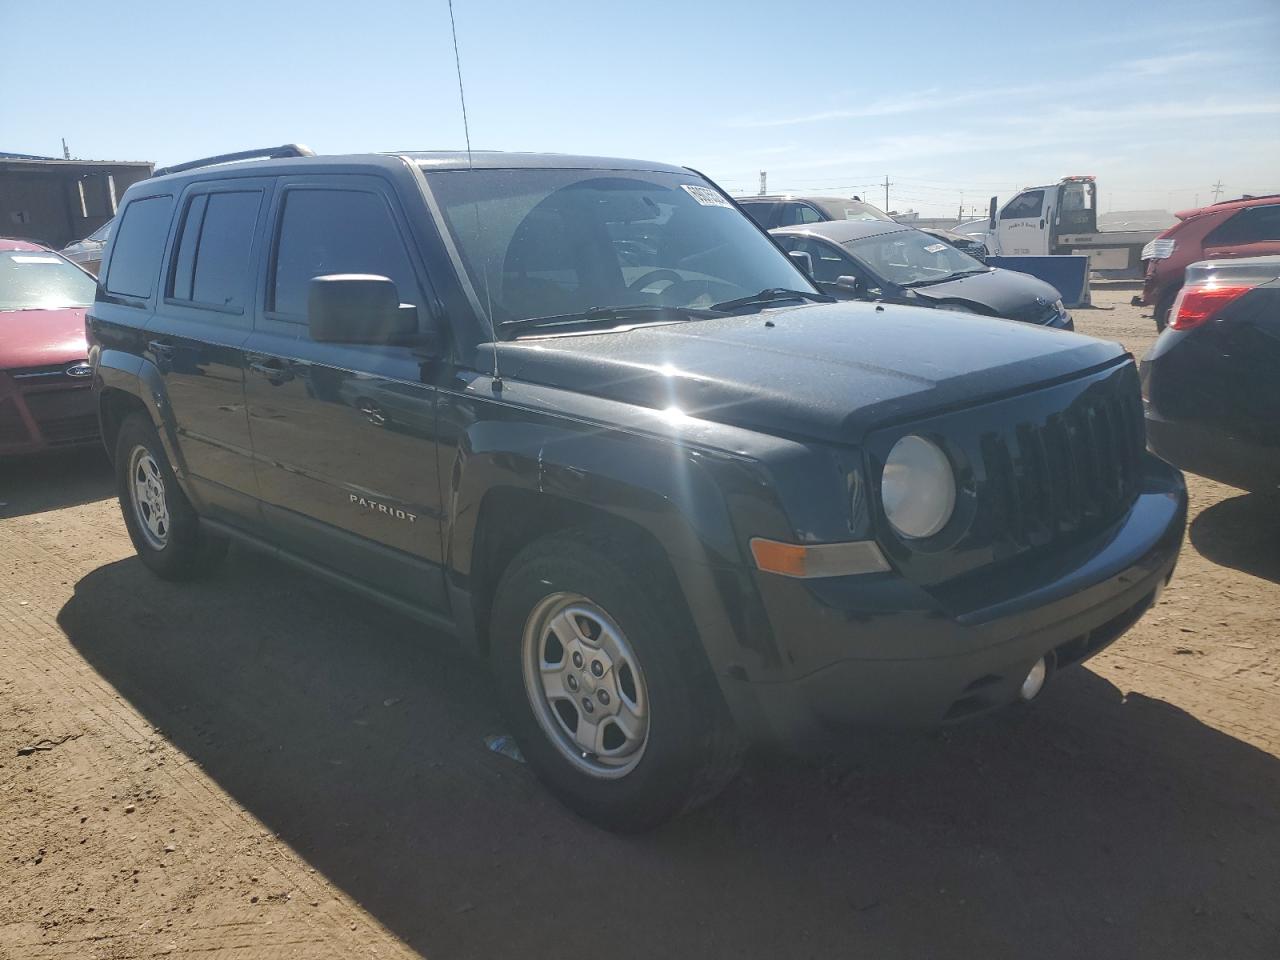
[881,435,956,539]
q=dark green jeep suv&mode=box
[87,145,1186,830]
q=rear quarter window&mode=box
[1205,205,1280,246]
[103,195,174,300]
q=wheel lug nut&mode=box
[597,690,610,706]
[581,697,594,714]
[566,675,579,692]
[590,660,604,677]
[572,652,584,668]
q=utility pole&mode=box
[957,191,964,224]
[758,170,767,196]
[1211,179,1225,203]
[882,174,891,211]
[61,138,70,160]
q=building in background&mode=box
[0,152,153,248]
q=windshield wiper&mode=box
[903,268,992,288]
[497,304,718,339]
[710,288,832,312]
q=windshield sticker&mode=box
[681,184,733,208]
[923,243,948,254]
[10,255,63,264]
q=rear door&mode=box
[994,189,1047,255]
[144,180,268,523]
[242,174,447,612]
[1203,204,1280,262]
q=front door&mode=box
[994,188,1048,256]
[242,175,447,612]
[144,181,269,522]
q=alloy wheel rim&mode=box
[128,445,170,550]
[521,593,650,779]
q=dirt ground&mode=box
[2,288,1278,960]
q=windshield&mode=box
[810,198,892,222]
[87,220,114,243]
[846,228,984,286]
[425,168,815,331]
[0,251,96,310]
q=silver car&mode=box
[59,218,113,275]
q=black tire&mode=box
[489,530,742,832]
[1154,285,1180,332]
[114,412,227,580]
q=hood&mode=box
[907,268,1061,324]
[0,307,89,369]
[496,300,1124,444]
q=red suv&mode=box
[0,238,99,456]
[1139,195,1280,329]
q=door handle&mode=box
[248,359,295,384]
[147,339,176,360]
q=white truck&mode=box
[957,176,1160,278]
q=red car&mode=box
[1139,194,1280,329]
[0,238,100,456]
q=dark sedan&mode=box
[1141,256,1280,493]
[772,220,1072,329]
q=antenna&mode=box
[447,0,473,167]
[446,0,501,389]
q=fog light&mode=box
[1020,657,1047,701]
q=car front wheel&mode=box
[489,530,741,832]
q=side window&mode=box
[1205,205,1280,246]
[104,195,174,300]
[1000,190,1045,221]
[169,190,262,311]
[271,189,418,320]
[738,201,773,228]
[796,205,824,225]
[777,237,854,284]
[800,238,854,283]
[777,203,825,227]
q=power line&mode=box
[1211,179,1225,202]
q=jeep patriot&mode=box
[87,146,1187,830]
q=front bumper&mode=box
[1146,413,1278,494]
[721,458,1186,746]
[0,369,99,456]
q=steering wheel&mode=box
[627,269,684,293]
[653,278,731,306]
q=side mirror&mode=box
[787,250,814,276]
[988,196,998,230]
[308,274,418,345]
[835,275,863,295]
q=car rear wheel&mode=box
[115,412,226,580]
[489,530,742,831]
[1154,285,1181,332]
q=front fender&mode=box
[448,417,743,577]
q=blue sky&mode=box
[3,0,1277,217]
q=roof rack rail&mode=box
[153,144,315,178]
